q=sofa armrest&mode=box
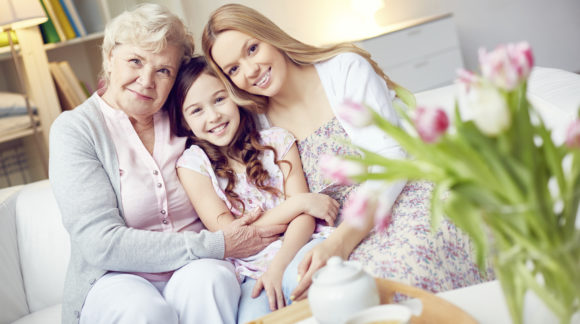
[0,187,30,323]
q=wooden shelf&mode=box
[0,126,41,144]
[0,32,104,61]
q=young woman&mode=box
[166,56,339,323]
[202,3,492,301]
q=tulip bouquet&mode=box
[323,42,580,324]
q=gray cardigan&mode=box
[49,94,225,324]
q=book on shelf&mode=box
[59,0,87,37]
[0,31,19,47]
[49,62,81,110]
[38,0,61,44]
[48,0,77,40]
[70,0,108,34]
[40,0,66,42]
[58,61,88,103]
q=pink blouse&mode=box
[99,96,204,281]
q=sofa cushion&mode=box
[11,304,61,324]
[527,67,580,145]
[0,188,30,324]
[15,180,70,313]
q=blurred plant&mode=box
[323,42,580,324]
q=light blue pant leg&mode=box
[237,238,325,324]
[237,277,270,324]
[282,237,325,304]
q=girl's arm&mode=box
[251,142,317,310]
[252,144,338,227]
[177,167,236,231]
[177,144,337,231]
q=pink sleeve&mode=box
[177,145,234,212]
[260,127,296,159]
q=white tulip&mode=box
[465,83,511,136]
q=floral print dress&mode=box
[297,117,494,293]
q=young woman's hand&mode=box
[289,239,347,301]
[295,193,339,226]
[252,265,286,311]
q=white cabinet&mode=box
[357,14,464,93]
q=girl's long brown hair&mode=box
[165,56,288,214]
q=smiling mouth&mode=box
[130,89,153,100]
[254,68,271,88]
[209,122,228,133]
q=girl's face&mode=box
[182,73,241,148]
[211,30,288,97]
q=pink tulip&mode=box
[479,41,534,91]
[456,68,479,92]
[342,186,377,229]
[337,99,373,127]
[319,154,366,185]
[565,120,580,148]
[413,106,449,143]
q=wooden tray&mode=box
[249,278,477,324]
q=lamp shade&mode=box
[0,0,47,31]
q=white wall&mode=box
[183,0,580,73]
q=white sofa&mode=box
[1,67,579,324]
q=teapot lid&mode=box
[313,256,364,285]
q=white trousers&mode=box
[80,259,240,324]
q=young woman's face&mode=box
[211,30,288,97]
[102,43,180,120]
[182,73,240,148]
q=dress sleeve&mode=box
[177,145,213,176]
[177,145,233,212]
[260,127,296,159]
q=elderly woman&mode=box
[49,4,284,324]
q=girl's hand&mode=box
[296,193,339,226]
[290,240,347,301]
[252,266,286,311]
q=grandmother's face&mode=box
[102,43,181,121]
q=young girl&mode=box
[166,56,339,323]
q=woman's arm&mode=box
[49,111,224,273]
[287,53,410,300]
[50,111,282,273]
[290,218,374,301]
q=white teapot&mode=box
[308,256,380,324]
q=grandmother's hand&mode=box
[223,209,286,259]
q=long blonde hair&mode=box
[202,3,402,114]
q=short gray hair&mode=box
[100,3,194,85]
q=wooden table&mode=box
[249,278,477,323]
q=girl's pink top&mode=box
[177,127,332,280]
[99,96,204,281]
